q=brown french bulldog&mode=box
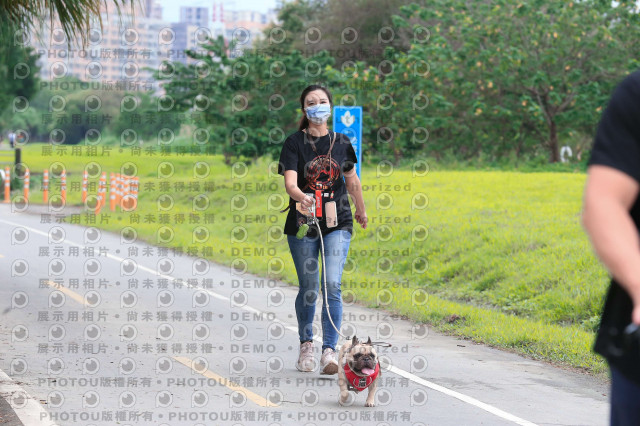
[338,336,380,407]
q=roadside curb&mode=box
[0,368,52,426]
[0,393,23,426]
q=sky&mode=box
[156,0,280,21]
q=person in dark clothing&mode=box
[583,70,640,426]
[278,84,367,374]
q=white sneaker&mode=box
[320,347,338,375]
[296,341,315,372]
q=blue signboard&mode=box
[333,106,362,178]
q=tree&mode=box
[0,0,135,46]
[393,0,640,162]
[0,24,41,135]
[257,0,323,55]
[111,92,182,143]
[156,36,337,163]
[259,0,421,67]
[325,51,439,165]
[0,0,136,137]
[304,0,418,67]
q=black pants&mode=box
[611,365,640,425]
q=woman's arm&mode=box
[344,168,367,229]
[284,170,314,210]
[582,165,640,324]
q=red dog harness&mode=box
[344,362,380,392]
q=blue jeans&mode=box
[287,230,351,351]
[610,365,640,425]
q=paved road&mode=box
[0,203,609,426]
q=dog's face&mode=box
[346,336,378,376]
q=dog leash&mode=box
[307,212,393,348]
[312,209,349,340]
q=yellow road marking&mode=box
[173,356,274,408]
[45,280,87,306]
[44,285,268,408]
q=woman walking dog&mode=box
[278,84,367,374]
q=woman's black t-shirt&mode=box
[278,130,357,238]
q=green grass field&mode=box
[15,143,609,376]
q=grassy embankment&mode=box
[18,143,609,377]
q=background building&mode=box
[34,0,170,90]
[32,0,278,87]
[213,2,277,50]
[180,6,209,28]
[170,22,203,65]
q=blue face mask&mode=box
[305,104,331,124]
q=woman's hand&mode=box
[355,208,368,229]
[300,194,315,211]
[344,170,367,229]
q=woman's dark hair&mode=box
[298,85,333,131]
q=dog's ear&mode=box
[366,336,372,345]
[352,335,359,346]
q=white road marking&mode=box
[0,217,539,426]
[388,365,537,426]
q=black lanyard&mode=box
[304,130,338,198]
[280,130,336,213]
[305,130,336,158]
